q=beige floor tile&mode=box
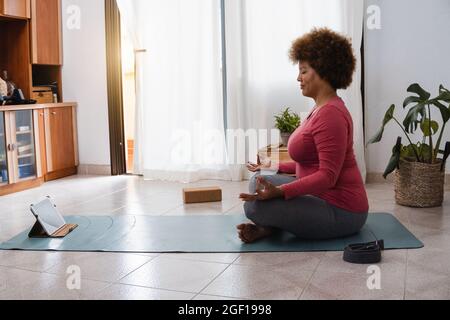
[405,264,450,300]
[95,284,195,300]
[300,270,404,300]
[0,251,66,272]
[202,264,313,300]
[315,250,407,278]
[60,198,128,215]
[45,252,154,282]
[234,252,323,271]
[407,211,450,231]
[0,266,109,300]
[407,248,450,276]
[162,253,240,264]
[119,256,228,293]
[163,198,240,216]
[124,193,185,215]
[416,231,450,252]
[1,176,449,301]
[193,294,241,300]
[224,203,245,215]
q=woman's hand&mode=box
[246,158,272,172]
[239,176,285,202]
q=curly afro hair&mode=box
[289,28,356,90]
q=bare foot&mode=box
[236,223,274,243]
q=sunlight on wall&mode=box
[121,20,136,172]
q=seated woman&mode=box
[238,28,369,243]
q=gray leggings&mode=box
[243,173,368,240]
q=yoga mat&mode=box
[0,213,423,253]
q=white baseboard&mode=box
[78,164,111,176]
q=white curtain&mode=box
[118,0,366,183]
[225,0,366,181]
[118,0,234,183]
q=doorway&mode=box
[120,20,136,174]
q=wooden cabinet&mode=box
[44,105,77,180]
[0,0,30,19]
[0,0,77,196]
[31,0,62,65]
[0,103,78,195]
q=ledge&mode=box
[0,102,77,111]
[0,14,30,22]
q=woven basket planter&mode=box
[394,159,445,208]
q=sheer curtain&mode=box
[118,0,366,183]
[225,0,366,181]
[118,0,234,182]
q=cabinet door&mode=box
[31,0,62,65]
[11,110,37,181]
[0,0,30,18]
[47,107,75,172]
[0,112,9,185]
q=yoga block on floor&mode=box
[183,187,222,204]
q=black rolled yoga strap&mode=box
[343,240,385,264]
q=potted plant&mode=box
[367,83,450,207]
[274,107,301,146]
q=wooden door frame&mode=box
[105,0,126,175]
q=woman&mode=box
[237,28,369,243]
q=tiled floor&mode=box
[0,174,449,300]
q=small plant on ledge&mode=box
[274,107,301,147]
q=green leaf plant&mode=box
[367,83,450,178]
[274,107,301,134]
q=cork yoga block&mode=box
[183,187,222,204]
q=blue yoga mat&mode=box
[0,213,423,253]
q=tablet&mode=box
[30,197,66,236]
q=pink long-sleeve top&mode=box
[279,97,369,213]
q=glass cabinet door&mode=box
[0,112,8,185]
[14,110,36,180]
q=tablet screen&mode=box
[30,198,66,235]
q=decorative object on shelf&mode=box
[17,144,33,156]
[18,126,30,132]
[32,86,54,104]
[274,107,301,147]
[2,71,17,97]
[3,89,37,106]
[0,75,7,98]
[367,83,450,208]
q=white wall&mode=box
[59,0,450,172]
[364,0,450,174]
[61,0,110,166]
